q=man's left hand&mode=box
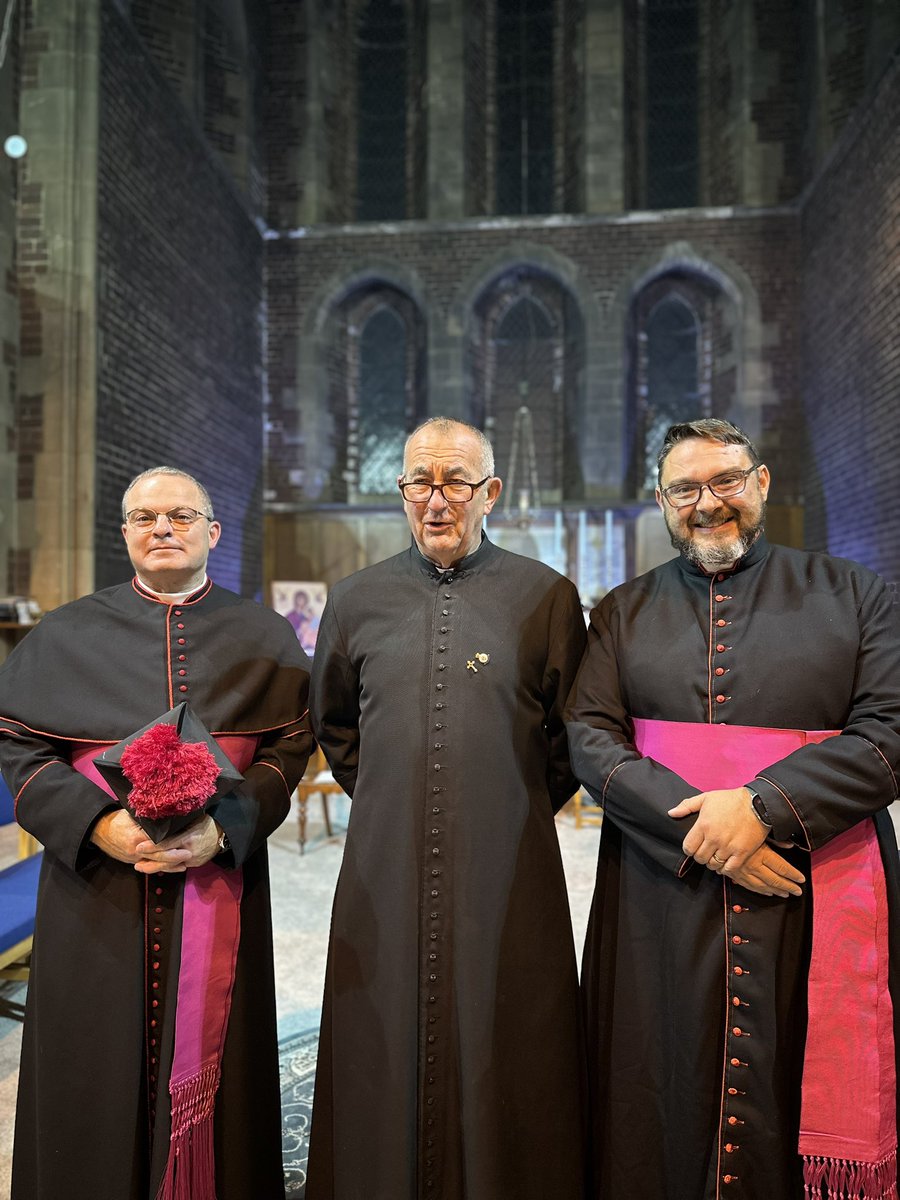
[668,787,767,871]
[133,815,222,874]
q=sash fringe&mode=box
[803,1148,898,1199]
[155,1063,220,1200]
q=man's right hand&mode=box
[90,809,191,871]
[722,844,805,898]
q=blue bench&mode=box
[0,773,41,988]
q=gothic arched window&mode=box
[625,271,736,497]
[323,281,426,502]
[469,268,584,507]
[358,307,408,494]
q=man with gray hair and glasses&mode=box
[307,417,590,1198]
[567,418,900,1199]
[0,466,311,1200]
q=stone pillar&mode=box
[584,0,625,214]
[298,0,341,224]
[18,0,99,610]
[427,0,466,220]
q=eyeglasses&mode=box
[661,465,764,508]
[398,478,490,504]
[125,507,213,530]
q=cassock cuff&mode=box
[748,777,807,846]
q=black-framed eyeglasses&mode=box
[125,507,213,531]
[661,465,764,509]
[398,477,490,504]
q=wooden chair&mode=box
[295,746,344,854]
[572,788,603,829]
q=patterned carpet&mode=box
[281,1028,319,1195]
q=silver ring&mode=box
[711,853,726,866]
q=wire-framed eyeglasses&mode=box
[398,478,490,504]
[125,507,213,531]
[660,465,764,509]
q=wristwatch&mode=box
[216,828,231,854]
[746,784,772,829]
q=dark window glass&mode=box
[642,296,699,488]
[496,0,555,214]
[645,0,698,208]
[357,0,407,220]
[359,307,407,494]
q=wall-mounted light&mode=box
[3,134,26,159]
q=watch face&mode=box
[751,792,771,826]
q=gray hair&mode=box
[404,417,495,478]
[657,419,760,482]
[122,466,215,520]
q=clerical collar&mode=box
[413,533,489,578]
[136,574,208,602]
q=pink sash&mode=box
[633,719,897,1198]
[73,734,259,1200]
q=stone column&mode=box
[584,0,625,214]
[18,0,100,610]
[427,0,466,220]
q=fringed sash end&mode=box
[155,1063,220,1200]
[803,1148,898,1199]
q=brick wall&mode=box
[95,0,264,596]
[801,54,900,584]
[265,207,801,508]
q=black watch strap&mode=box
[746,784,772,829]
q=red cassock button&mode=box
[177,638,186,645]
[732,1026,743,1036]
[732,935,742,945]
[716,667,725,676]
[716,643,726,652]
[733,905,743,913]
[176,623,185,630]
[179,685,188,693]
[716,694,727,703]
[716,619,727,627]
[178,669,186,676]
[730,1057,740,1066]
[734,967,744,975]
[715,594,726,602]
[732,997,741,1007]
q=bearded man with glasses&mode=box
[0,465,312,1200]
[567,419,900,1199]
[307,417,589,1199]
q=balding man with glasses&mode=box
[0,466,311,1200]
[567,419,900,1200]
[307,417,590,1199]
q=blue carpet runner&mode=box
[281,1027,318,1195]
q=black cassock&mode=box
[308,538,590,1200]
[566,536,900,1200]
[0,578,311,1200]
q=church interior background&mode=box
[0,1,899,1192]
[0,0,897,631]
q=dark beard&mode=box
[668,507,765,571]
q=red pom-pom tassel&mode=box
[120,724,220,819]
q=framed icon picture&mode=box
[271,581,327,657]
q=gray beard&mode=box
[669,515,765,572]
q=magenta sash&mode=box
[633,719,897,1198]
[73,733,259,1200]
